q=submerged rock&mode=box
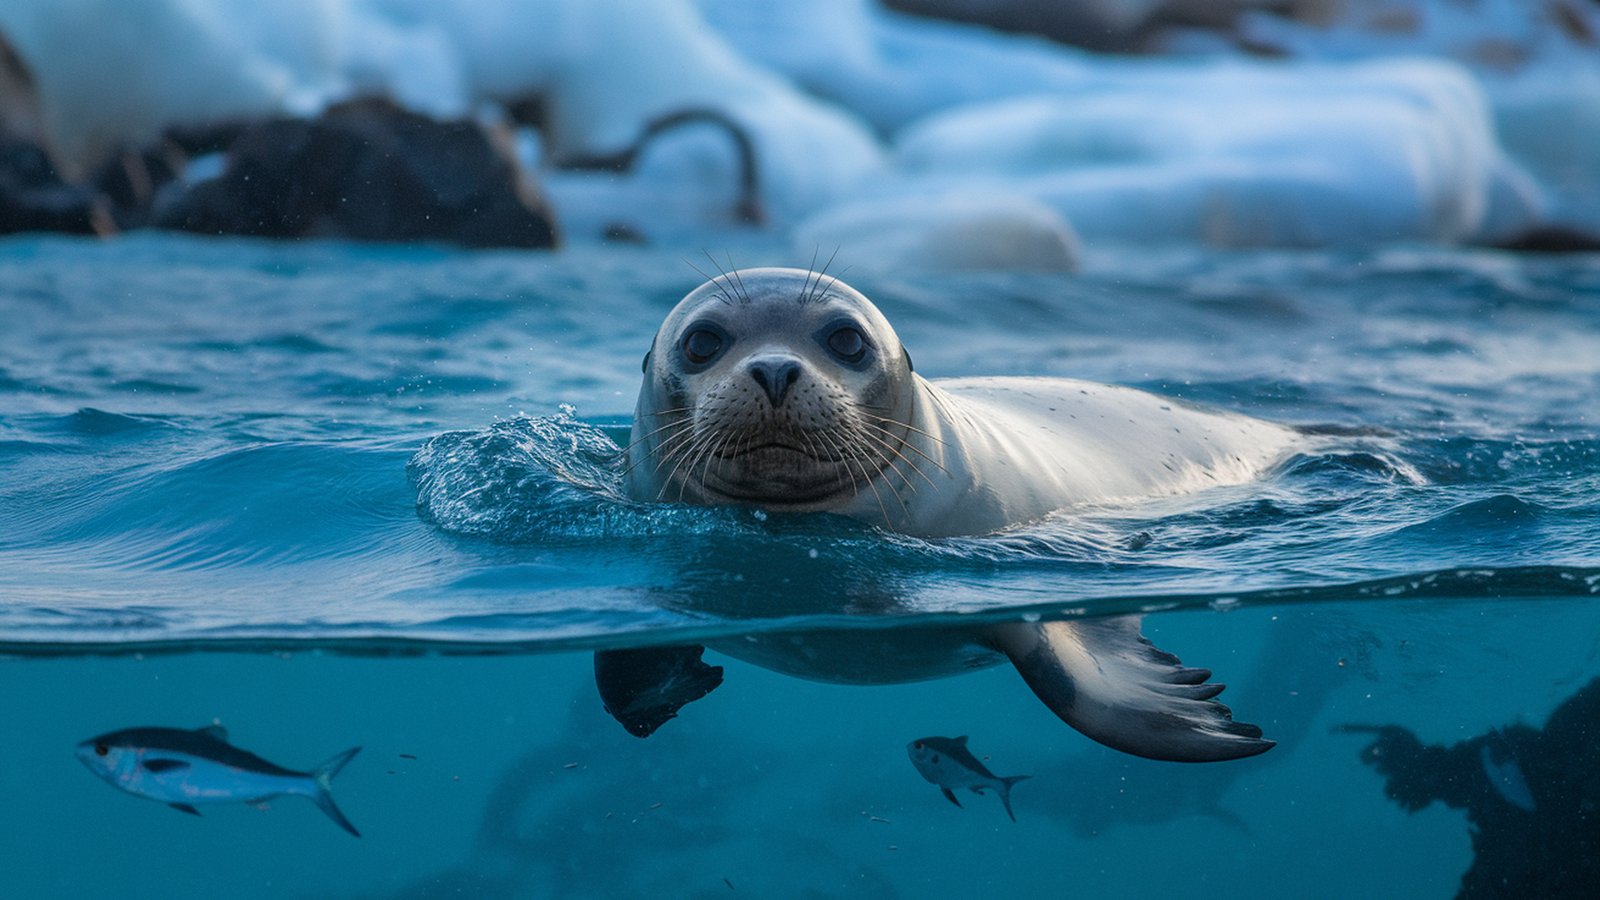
[0,31,111,236]
[155,97,559,249]
[1349,677,1600,898]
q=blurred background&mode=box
[3,0,1598,265]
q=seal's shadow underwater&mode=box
[597,267,1302,763]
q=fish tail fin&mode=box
[998,775,1031,823]
[310,747,362,838]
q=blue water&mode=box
[2,234,1598,897]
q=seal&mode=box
[600,267,1299,762]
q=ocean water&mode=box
[2,233,1597,897]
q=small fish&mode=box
[907,736,1030,822]
[75,724,362,837]
[1479,740,1536,812]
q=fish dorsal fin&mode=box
[955,735,969,746]
[196,724,228,742]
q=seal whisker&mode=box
[851,419,928,496]
[806,429,858,496]
[647,421,709,477]
[853,418,950,476]
[657,428,721,501]
[815,429,865,503]
[803,247,840,305]
[800,247,821,305]
[622,420,695,478]
[853,420,943,486]
[619,407,697,472]
[622,414,694,454]
[702,430,736,484]
[716,427,746,481]
[856,429,925,496]
[827,428,902,524]
[685,257,738,307]
[859,412,951,449]
[701,251,745,307]
[682,430,732,503]
[819,260,853,303]
[724,253,752,305]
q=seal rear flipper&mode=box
[992,617,1274,763]
[595,645,724,738]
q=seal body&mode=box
[610,267,1296,762]
[826,374,1294,537]
[625,268,1296,538]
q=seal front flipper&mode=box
[991,617,1273,763]
[594,645,724,738]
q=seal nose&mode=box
[747,357,802,407]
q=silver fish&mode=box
[1479,740,1536,813]
[76,724,362,836]
[908,735,1030,822]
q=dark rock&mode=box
[1350,677,1600,898]
[90,141,186,231]
[0,31,114,236]
[548,106,764,228]
[1492,224,1600,253]
[881,0,1273,53]
[156,97,559,249]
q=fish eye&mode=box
[682,328,723,365]
[95,743,109,757]
[826,326,867,364]
[913,742,924,750]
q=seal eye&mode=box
[826,326,867,364]
[95,743,109,757]
[682,329,723,365]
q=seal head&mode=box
[628,267,916,509]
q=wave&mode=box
[1,409,1594,656]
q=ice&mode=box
[892,59,1502,246]
[0,0,1593,248]
[793,192,1080,272]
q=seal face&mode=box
[628,268,917,511]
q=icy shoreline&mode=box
[2,0,1596,258]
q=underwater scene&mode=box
[2,235,1597,897]
[4,0,1600,896]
